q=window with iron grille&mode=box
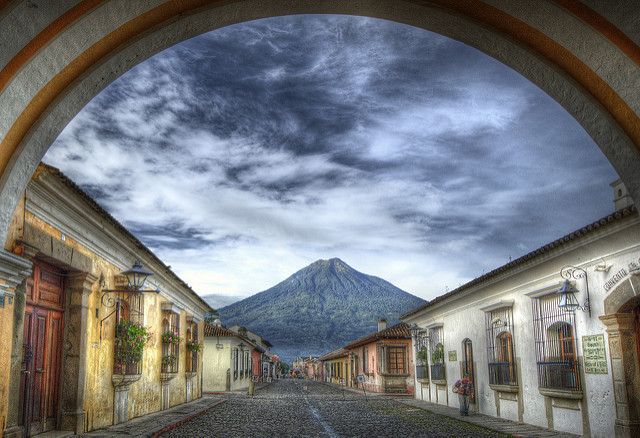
[414,329,429,380]
[186,323,198,373]
[233,348,239,379]
[485,306,517,386]
[161,311,180,373]
[429,326,446,381]
[532,292,582,391]
[113,282,145,375]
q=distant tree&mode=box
[204,310,219,325]
[279,362,290,375]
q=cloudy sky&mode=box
[45,15,617,306]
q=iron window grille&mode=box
[532,292,582,391]
[414,330,429,380]
[429,326,446,381]
[485,307,517,386]
[161,311,180,374]
[112,278,144,376]
[186,323,198,373]
[233,349,239,380]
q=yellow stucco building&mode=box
[0,164,212,437]
[319,348,349,386]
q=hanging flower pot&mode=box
[161,330,182,345]
[186,339,201,352]
[114,320,152,365]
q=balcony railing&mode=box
[430,363,446,382]
[536,360,581,390]
[488,362,517,386]
[415,365,428,380]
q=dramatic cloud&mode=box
[45,15,617,304]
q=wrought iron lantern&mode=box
[99,261,154,340]
[121,261,153,290]
[408,323,422,337]
[557,265,591,316]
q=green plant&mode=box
[186,339,201,352]
[161,329,182,345]
[432,345,444,364]
[417,348,429,364]
[162,355,177,366]
[114,320,152,365]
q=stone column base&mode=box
[112,374,141,425]
[615,419,640,438]
[60,410,86,434]
[2,425,24,438]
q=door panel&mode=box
[19,261,65,436]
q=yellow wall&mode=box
[0,291,14,434]
[1,174,205,433]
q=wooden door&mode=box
[462,339,476,403]
[19,261,65,436]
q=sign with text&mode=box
[252,376,260,383]
[582,334,607,374]
[448,351,457,362]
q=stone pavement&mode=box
[322,381,578,437]
[162,380,508,437]
[74,379,579,437]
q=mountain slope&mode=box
[217,258,426,363]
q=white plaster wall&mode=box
[500,399,518,422]
[553,405,583,435]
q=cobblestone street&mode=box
[162,380,508,437]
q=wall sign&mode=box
[582,334,607,374]
[604,257,640,293]
[448,351,457,362]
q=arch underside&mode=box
[1,0,640,242]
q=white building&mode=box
[402,181,639,437]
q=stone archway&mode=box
[600,269,640,437]
[1,1,640,246]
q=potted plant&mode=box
[186,339,201,352]
[432,345,444,364]
[161,329,182,345]
[114,320,152,366]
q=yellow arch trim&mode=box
[2,0,640,178]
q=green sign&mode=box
[448,351,457,362]
[582,334,607,374]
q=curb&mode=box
[150,398,228,437]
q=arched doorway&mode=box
[601,273,640,437]
[1,0,640,245]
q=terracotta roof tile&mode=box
[203,323,266,352]
[345,322,410,349]
[319,348,349,361]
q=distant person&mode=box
[453,374,474,416]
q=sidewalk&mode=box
[80,381,273,438]
[397,398,579,437]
